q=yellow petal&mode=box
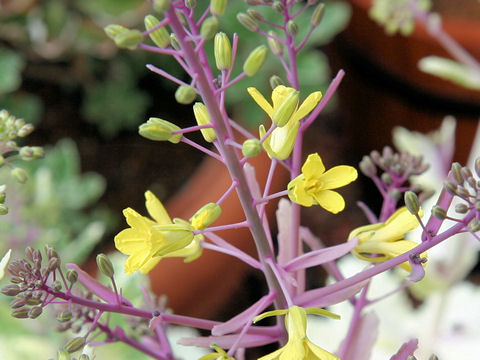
[354,239,420,271]
[114,228,148,255]
[253,308,289,323]
[312,190,346,214]
[248,87,274,117]
[285,306,307,340]
[124,249,152,274]
[302,153,325,179]
[291,91,322,123]
[372,207,420,243]
[145,190,171,224]
[271,85,295,110]
[123,208,152,232]
[319,165,358,190]
[268,121,300,160]
[291,179,315,207]
[139,256,162,274]
[348,222,384,242]
[305,339,340,360]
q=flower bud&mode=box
[267,31,283,56]
[11,167,28,184]
[193,103,216,143]
[286,20,298,36]
[269,75,284,89]
[170,33,181,50]
[190,203,222,230]
[359,155,377,177]
[10,297,27,308]
[272,90,299,127]
[243,45,268,77]
[64,337,86,353]
[11,307,29,318]
[114,29,144,50]
[210,0,227,16]
[214,32,232,70]
[242,138,262,158]
[247,9,263,21]
[144,15,170,48]
[19,146,35,161]
[152,224,194,256]
[381,172,392,185]
[451,162,463,184]
[52,280,62,291]
[431,205,446,220]
[186,0,197,8]
[57,349,70,360]
[96,253,114,278]
[455,203,469,214]
[0,204,8,215]
[237,13,258,32]
[200,16,219,40]
[175,85,197,104]
[138,117,182,143]
[17,124,34,137]
[444,180,457,195]
[273,1,284,12]
[469,218,480,232]
[28,305,43,319]
[153,0,170,13]
[47,257,60,272]
[57,310,73,323]
[31,146,45,158]
[104,24,129,40]
[404,191,420,215]
[311,3,325,27]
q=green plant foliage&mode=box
[0,48,25,94]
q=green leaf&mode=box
[0,48,25,94]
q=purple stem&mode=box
[180,137,224,162]
[138,44,181,56]
[146,64,190,87]
[201,242,262,269]
[200,221,249,233]
[142,17,170,36]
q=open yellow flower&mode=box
[198,344,235,360]
[348,207,425,271]
[288,153,358,213]
[254,306,340,360]
[248,86,322,160]
[115,191,199,274]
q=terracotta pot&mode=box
[333,0,480,164]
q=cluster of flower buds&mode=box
[1,246,60,320]
[442,160,480,231]
[360,146,429,185]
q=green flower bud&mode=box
[273,1,284,13]
[104,24,129,40]
[79,355,90,360]
[200,16,219,40]
[11,307,29,319]
[381,172,392,185]
[243,45,268,77]
[214,32,232,70]
[404,191,420,215]
[57,310,73,323]
[175,85,197,104]
[469,218,480,232]
[311,3,325,27]
[444,180,457,195]
[48,258,60,272]
[451,162,463,184]
[11,167,28,184]
[114,29,143,50]
[64,337,86,353]
[269,75,284,89]
[138,117,182,144]
[455,203,469,214]
[66,269,78,284]
[431,205,446,220]
[144,15,170,48]
[28,305,43,319]
[96,253,114,278]
[32,146,45,158]
[193,103,216,143]
[19,146,35,161]
[237,12,258,32]
[2,285,21,296]
[0,204,7,215]
[17,123,34,137]
[170,33,181,50]
[359,155,377,177]
[190,203,222,230]
[242,138,262,158]
[267,31,283,56]
[153,0,170,13]
[186,0,197,8]
[210,0,227,16]
[286,20,298,36]
[247,9,264,21]
[272,90,299,127]
[10,297,27,309]
[57,349,70,360]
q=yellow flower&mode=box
[248,86,322,160]
[198,344,235,360]
[288,153,358,213]
[115,191,199,274]
[348,207,426,271]
[254,306,340,360]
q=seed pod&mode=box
[243,45,268,77]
